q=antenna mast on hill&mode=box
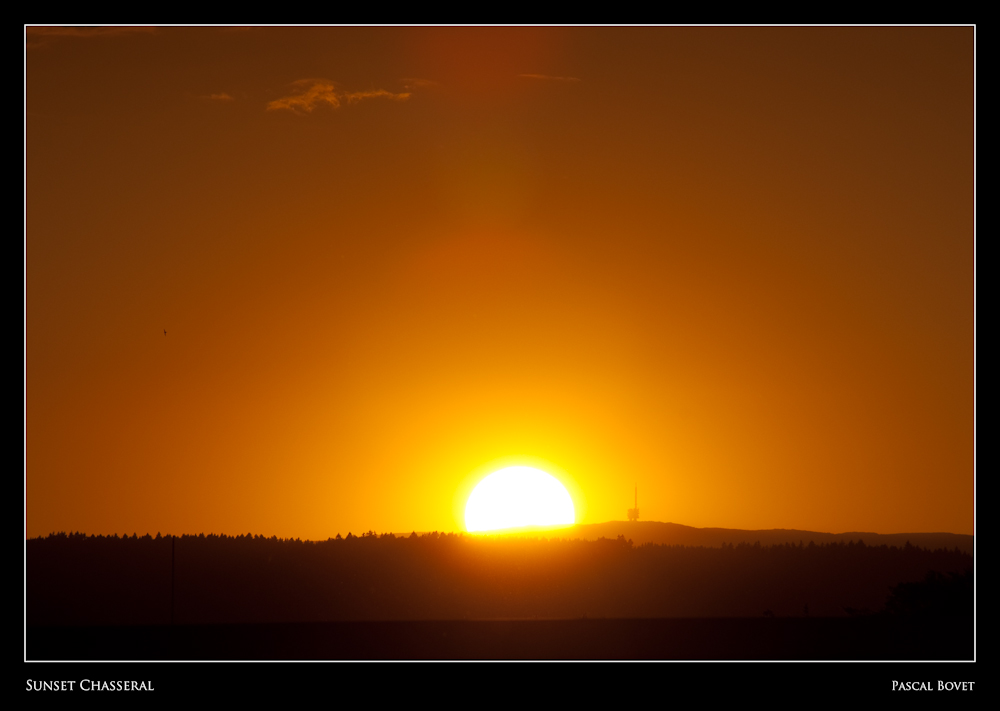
[627,485,639,522]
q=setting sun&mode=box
[465,466,575,532]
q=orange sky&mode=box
[25,27,974,539]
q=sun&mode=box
[464,466,575,533]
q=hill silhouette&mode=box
[562,521,973,554]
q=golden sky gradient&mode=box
[26,27,974,539]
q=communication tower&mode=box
[627,486,639,521]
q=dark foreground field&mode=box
[28,533,974,662]
[28,533,973,623]
[28,616,971,660]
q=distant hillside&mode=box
[557,521,973,554]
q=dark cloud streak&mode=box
[25,26,156,49]
[519,73,582,82]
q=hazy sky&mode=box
[26,27,974,538]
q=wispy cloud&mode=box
[400,77,439,91]
[207,92,235,101]
[267,79,411,114]
[343,88,411,104]
[25,26,156,48]
[519,73,582,82]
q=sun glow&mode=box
[464,466,575,532]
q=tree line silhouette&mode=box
[27,531,972,626]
